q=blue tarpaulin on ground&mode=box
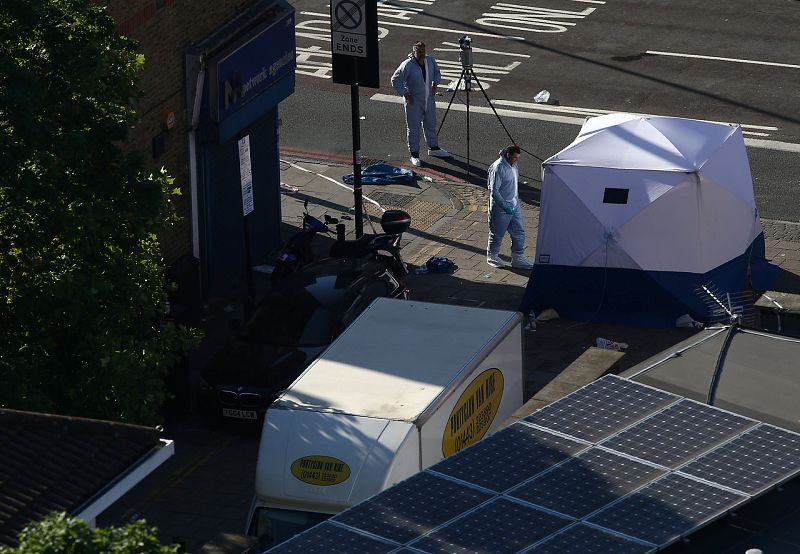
[343,163,416,185]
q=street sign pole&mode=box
[351,84,364,237]
[330,0,379,239]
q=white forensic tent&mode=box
[520,113,777,326]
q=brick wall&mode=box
[103,0,252,262]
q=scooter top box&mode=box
[380,209,411,235]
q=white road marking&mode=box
[372,92,586,125]
[375,3,423,20]
[741,131,770,137]
[281,160,385,210]
[301,11,524,39]
[490,99,779,132]
[646,50,800,70]
[742,139,800,153]
[296,46,332,79]
[438,60,523,90]
[370,93,800,152]
[477,4,597,34]
[434,42,531,58]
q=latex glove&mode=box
[504,205,514,215]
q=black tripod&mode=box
[437,38,541,177]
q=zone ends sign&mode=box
[329,0,379,87]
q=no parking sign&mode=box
[329,0,379,87]
[331,0,367,57]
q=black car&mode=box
[198,257,407,425]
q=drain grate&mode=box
[365,192,450,232]
[368,191,416,208]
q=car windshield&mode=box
[241,289,335,346]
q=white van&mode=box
[246,298,524,548]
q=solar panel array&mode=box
[267,375,800,554]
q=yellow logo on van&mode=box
[291,455,351,486]
[442,368,504,457]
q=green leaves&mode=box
[0,0,199,425]
[1,512,180,554]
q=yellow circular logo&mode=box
[290,455,351,486]
[442,368,504,457]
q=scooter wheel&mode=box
[270,263,296,286]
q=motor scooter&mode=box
[270,200,331,285]
[271,200,412,286]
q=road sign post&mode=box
[350,85,363,237]
[330,0,378,238]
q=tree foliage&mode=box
[0,512,180,554]
[0,0,198,423]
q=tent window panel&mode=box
[603,187,629,204]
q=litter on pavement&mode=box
[596,337,629,351]
[414,256,458,274]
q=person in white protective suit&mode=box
[486,145,534,269]
[390,41,450,167]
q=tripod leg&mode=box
[466,76,470,177]
[471,69,520,148]
[437,69,465,135]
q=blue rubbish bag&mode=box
[343,163,417,185]
[426,256,458,273]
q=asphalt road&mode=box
[285,0,800,221]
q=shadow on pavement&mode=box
[406,270,696,398]
[772,267,800,295]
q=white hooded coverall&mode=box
[487,148,525,256]
[390,53,442,154]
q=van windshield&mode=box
[241,291,335,347]
[250,507,330,548]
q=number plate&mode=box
[222,408,258,420]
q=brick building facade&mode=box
[102,0,295,299]
[104,0,248,262]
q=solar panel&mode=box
[509,448,666,518]
[269,376,800,553]
[331,471,492,544]
[266,522,396,554]
[432,424,588,492]
[586,473,746,546]
[600,399,756,468]
[524,375,678,442]
[409,497,570,554]
[679,423,800,495]
[526,523,653,554]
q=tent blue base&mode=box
[520,234,779,327]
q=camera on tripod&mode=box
[458,35,473,69]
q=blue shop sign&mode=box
[215,10,295,121]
